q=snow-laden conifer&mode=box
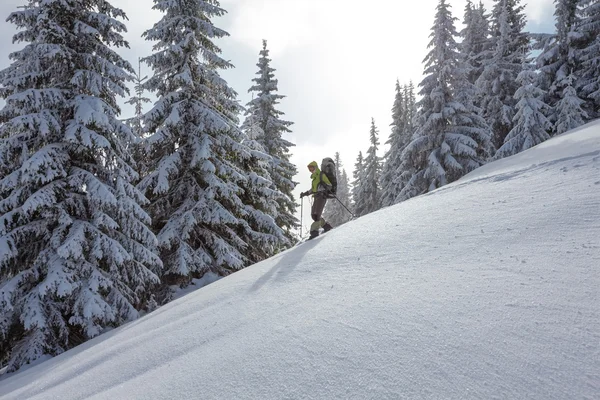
[536,0,586,133]
[125,58,151,139]
[460,0,492,86]
[555,75,588,134]
[351,151,367,217]
[139,0,263,288]
[238,113,288,262]
[380,81,411,208]
[453,54,494,163]
[404,82,418,134]
[496,66,552,158]
[537,0,579,106]
[476,0,529,150]
[574,0,600,119]
[124,58,152,178]
[391,83,419,203]
[399,0,491,202]
[355,119,382,216]
[0,0,161,372]
[241,40,298,242]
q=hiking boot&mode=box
[308,230,319,240]
[323,223,333,232]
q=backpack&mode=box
[320,157,337,198]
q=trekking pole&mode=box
[300,196,304,237]
[334,195,355,219]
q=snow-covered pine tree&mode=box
[462,1,476,48]
[380,81,403,208]
[351,151,367,217]
[0,0,161,372]
[536,0,586,133]
[241,40,298,242]
[404,82,418,133]
[380,81,410,208]
[391,82,419,203]
[139,0,272,289]
[237,113,288,263]
[454,25,494,164]
[323,152,352,226]
[537,0,578,106]
[460,0,491,86]
[398,0,491,202]
[555,74,588,134]
[380,81,415,207]
[360,118,382,215]
[124,58,152,179]
[496,65,552,158]
[476,0,529,150]
[573,0,600,120]
[125,58,151,139]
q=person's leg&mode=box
[316,198,333,232]
[309,196,327,236]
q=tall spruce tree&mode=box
[454,39,494,163]
[360,118,382,215]
[351,151,367,217]
[460,1,491,86]
[536,0,586,133]
[139,0,270,289]
[554,75,588,134]
[399,0,491,202]
[323,153,352,226]
[574,0,600,119]
[125,58,151,139]
[393,82,419,203]
[496,65,552,158]
[125,58,152,178]
[237,113,288,263]
[476,0,529,150]
[404,82,418,134]
[380,82,411,208]
[0,0,161,372]
[241,40,298,242]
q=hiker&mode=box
[300,161,334,239]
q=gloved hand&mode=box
[300,191,310,198]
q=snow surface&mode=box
[1,122,599,399]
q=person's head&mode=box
[307,161,318,174]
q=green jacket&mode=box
[307,161,332,195]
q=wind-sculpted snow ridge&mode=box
[1,121,599,399]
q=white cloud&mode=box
[222,0,320,56]
[520,0,553,23]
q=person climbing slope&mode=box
[300,161,334,239]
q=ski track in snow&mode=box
[0,122,599,399]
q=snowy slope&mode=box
[1,122,599,399]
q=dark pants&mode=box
[310,195,328,232]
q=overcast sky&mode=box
[0,0,554,227]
